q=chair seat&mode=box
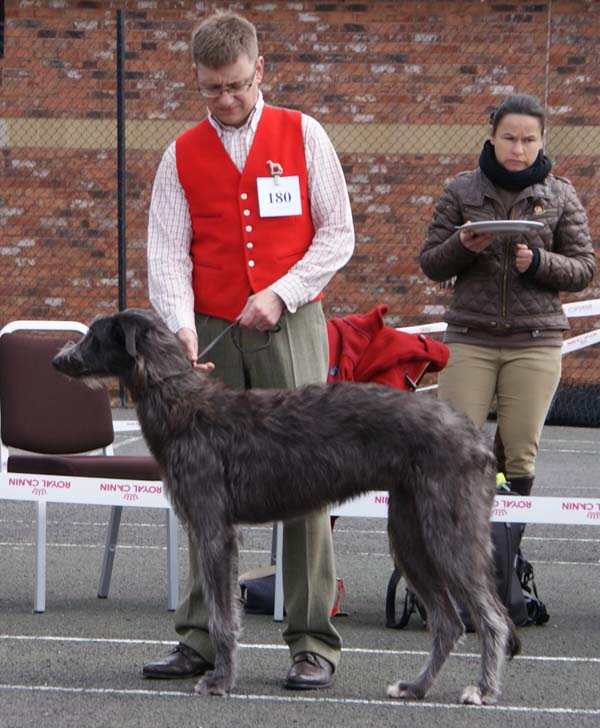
[8,454,162,480]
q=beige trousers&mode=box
[438,343,562,479]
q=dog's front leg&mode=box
[190,523,241,697]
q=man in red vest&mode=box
[143,11,354,690]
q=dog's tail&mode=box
[506,619,521,659]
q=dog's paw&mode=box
[387,681,425,700]
[480,690,498,705]
[460,685,482,705]
[460,684,499,705]
[193,673,229,697]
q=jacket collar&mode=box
[465,168,553,207]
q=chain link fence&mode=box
[1,1,599,421]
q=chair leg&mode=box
[98,505,122,599]
[33,501,47,613]
[270,522,278,565]
[166,508,179,611]
[273,521,284,622]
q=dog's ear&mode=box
[117,315,150,399]
[121,318,139,358]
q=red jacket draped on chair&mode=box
[326,304,449,389]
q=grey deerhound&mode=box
[52,308,520,704]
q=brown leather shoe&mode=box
[284,651,334,690]
[142,643,213,679]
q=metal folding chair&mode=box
[0,320,179,612]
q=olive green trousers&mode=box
[173,301,342,667]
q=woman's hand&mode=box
[514,242,534,273]
[459,223,495,252]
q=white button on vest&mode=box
[243,209,250,216]
[248,260,255,267]
[245,225,252,232]
[240,193,248,200]
[246,242,254,249]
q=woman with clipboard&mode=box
[419,93,595,499]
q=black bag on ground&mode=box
[239,565,278,615]
[385,568,428,629]
[515,550,550,626]
[385,490,549,630]
[491,521,530,627]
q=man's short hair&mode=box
[191,11,258,68]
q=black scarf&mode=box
[479,140,552,191]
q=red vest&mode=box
[176,106,316,322]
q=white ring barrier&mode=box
[0,471,169,509]
[562,298,600,317]
[397,298,600,358]
[331,491,600,525]
[5,470,598,526]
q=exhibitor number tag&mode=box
[256,175,302,218]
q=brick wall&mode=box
[1,0,599,394]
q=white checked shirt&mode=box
[147,92,355,333]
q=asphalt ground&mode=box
[0,419,599,728]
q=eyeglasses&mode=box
[196,64,257,99]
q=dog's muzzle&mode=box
[52,342,85,376]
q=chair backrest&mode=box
[0,331,114,454]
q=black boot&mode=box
[506,476,534,608]
[505,476,534,552]
[506,476,549,625]
[508,476,534,496]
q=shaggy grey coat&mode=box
[53,308,520,704]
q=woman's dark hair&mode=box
[489,94,546,135]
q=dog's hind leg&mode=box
[386,566,464,700]
[432,464,520,706]
[426,479,519,706]
[189,521,241,697]
[451,561,519,705]
[386,497,464,700]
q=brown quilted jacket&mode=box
[420,169,596,335]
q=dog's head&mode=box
[52,308,189,398]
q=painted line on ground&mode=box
[6,519,600,544]
[540,447,600,455]
[0,519,170,529]
[524,536,600,543]
[2,518,598,534]
[1,635,599,665]
[0,541,271,556]
[338,533,600,544]
[1,543,598,565]
[333,531,600,544]
[0,682,598,716]
[540,438,600,446]
[1,541,599,565]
